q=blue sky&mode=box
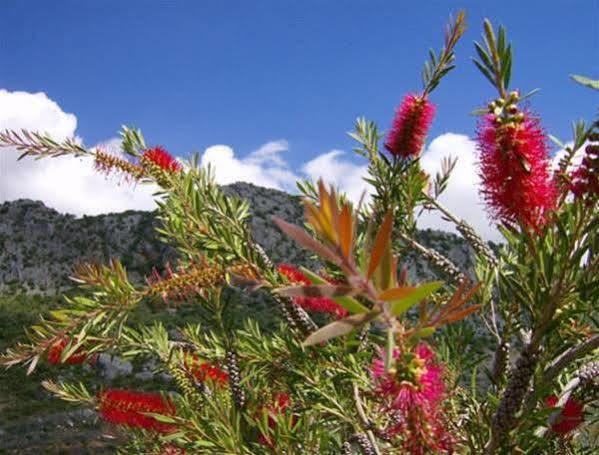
[3,1,597,163]
[1,1,597,240]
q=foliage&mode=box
[1,12,597,455]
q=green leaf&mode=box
[389,281,443,316]
[497,25,506,54]
[410,326,436,341]
[548,135,565,149]
[474,41,493,71]
[502,45,512,88]
[143,412,177,423]
[570,74,599,90]
[300,267,369,314]
[473,59,496,87]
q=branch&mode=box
[426,198,498,266]
[399,232,468,284]
[522,335,599,414]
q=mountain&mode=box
[0,182,481,294]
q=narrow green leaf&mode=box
[473,59,496,87]
[474,42,493,70]
[497,25,506,54]
[389,281,443,316]
[502,45,512,88]
[570,74,599,90]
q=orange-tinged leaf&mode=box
[367,211,393,280]
[338,204,352,258]
[378,286,417,301]
[440,304,482,324]
[273,217,341,266]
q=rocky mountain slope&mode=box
[0,182,481,294]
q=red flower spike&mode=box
[277,264,348,318]
[476,112,557,231]
[47,338,89,365]
[142,146,182,173]
[546,395,584,435]
[385,93,436,158]
[183,354,228,386]
[98,389,176,434]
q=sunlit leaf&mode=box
[302,311,380,346]
[389,281,444,316]
[273,217,341,266]
[367,211,393,280]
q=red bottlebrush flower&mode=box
[183,354,228,386]
[47,337,89,365]
[384,93,436,158]
[476,112,557,231]
[371,344,454,453]
[371,344,445,411]
[142,146,182,173]
[277,264,311,285]
[570,144,599,202]
[257,392,295,447]
[277,264,348,318]
[98,389,176,434]
[546,395,584,435]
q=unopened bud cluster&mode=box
[146,262,225,302]
[94,150,147,181]
[487,91,524,127]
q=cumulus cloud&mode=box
[301,150,371,203]
[0,89,504,241]
[418,133,501,242]
[0,89,157,216]
[200,140,299,191]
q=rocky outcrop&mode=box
[0,182,486,294]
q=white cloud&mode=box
[418,133,502,242]
[0,89,503,241]
[0,89,158,216]
[301,150,371,203]
[200,140,299,191]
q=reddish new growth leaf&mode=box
[47,337,90,365]
[385,93,436,158]
[546,395,584,435]
[98,389,176,434]
[142,146,182,173]
[277,264,348,318]
[184,354,228,386]
[477,112,557,231]
[371,344,454,454]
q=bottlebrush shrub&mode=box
[1,13,597,455]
